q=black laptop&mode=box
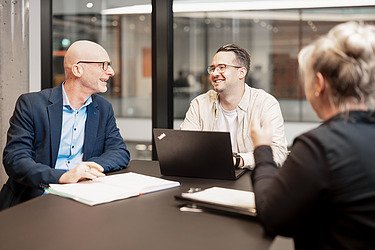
[153,128,247,180]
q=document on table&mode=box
[178,187,256,216]
[46,172,180,206]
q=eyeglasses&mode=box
[207,64,242,74]
[77,61,111,71]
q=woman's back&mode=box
[296,111,375,249]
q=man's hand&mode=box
[59,161,105,184]
[250,116,273,148]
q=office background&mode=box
[1,0,375,188]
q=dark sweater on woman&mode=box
[252,111,375,250]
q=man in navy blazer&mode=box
[0,41,130,210]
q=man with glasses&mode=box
[0,40,130,210]
[180,44,288,169]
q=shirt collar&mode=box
[237,84,251,111]
[213,83,251,112]
[62,83,93,109]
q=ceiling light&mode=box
[102,0,375,15]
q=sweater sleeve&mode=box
[251,135,328,236]
[180,98,202,130]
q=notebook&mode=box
[153,128,247,180]
[175,187,257,217]
[47,172,180,206]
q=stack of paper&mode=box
[46,172,180,206]
[179,187,256,216]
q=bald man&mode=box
[0,41,130,210]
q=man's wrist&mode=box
[233,153,241,168]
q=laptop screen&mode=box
[153,129,246,180]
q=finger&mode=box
[80,166,105,178]
[84,161,104,172]
[64,170,85,183]
[72,163,90,173]
[81,172,102,181]
[89,168,106,177]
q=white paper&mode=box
[47,172,180,206]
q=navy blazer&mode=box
[0,85,130,209]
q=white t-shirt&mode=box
[215,103,238,153]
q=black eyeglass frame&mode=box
[77,61,111,71]
[206,64,242,74]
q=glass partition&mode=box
[51,1,375,158]
[52,0,152,159]
[172,5,375,124]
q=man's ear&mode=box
[238,67,247,80]
[72,64,83,77]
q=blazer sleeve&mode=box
[3,94,65,188]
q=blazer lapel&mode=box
[48,86,63,168]
[84,99,99,159]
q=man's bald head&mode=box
[64,40,110,77]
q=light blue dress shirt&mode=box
[55,84,92,170]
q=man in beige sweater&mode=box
[180,44,288,169]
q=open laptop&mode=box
[153,128,247,180]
